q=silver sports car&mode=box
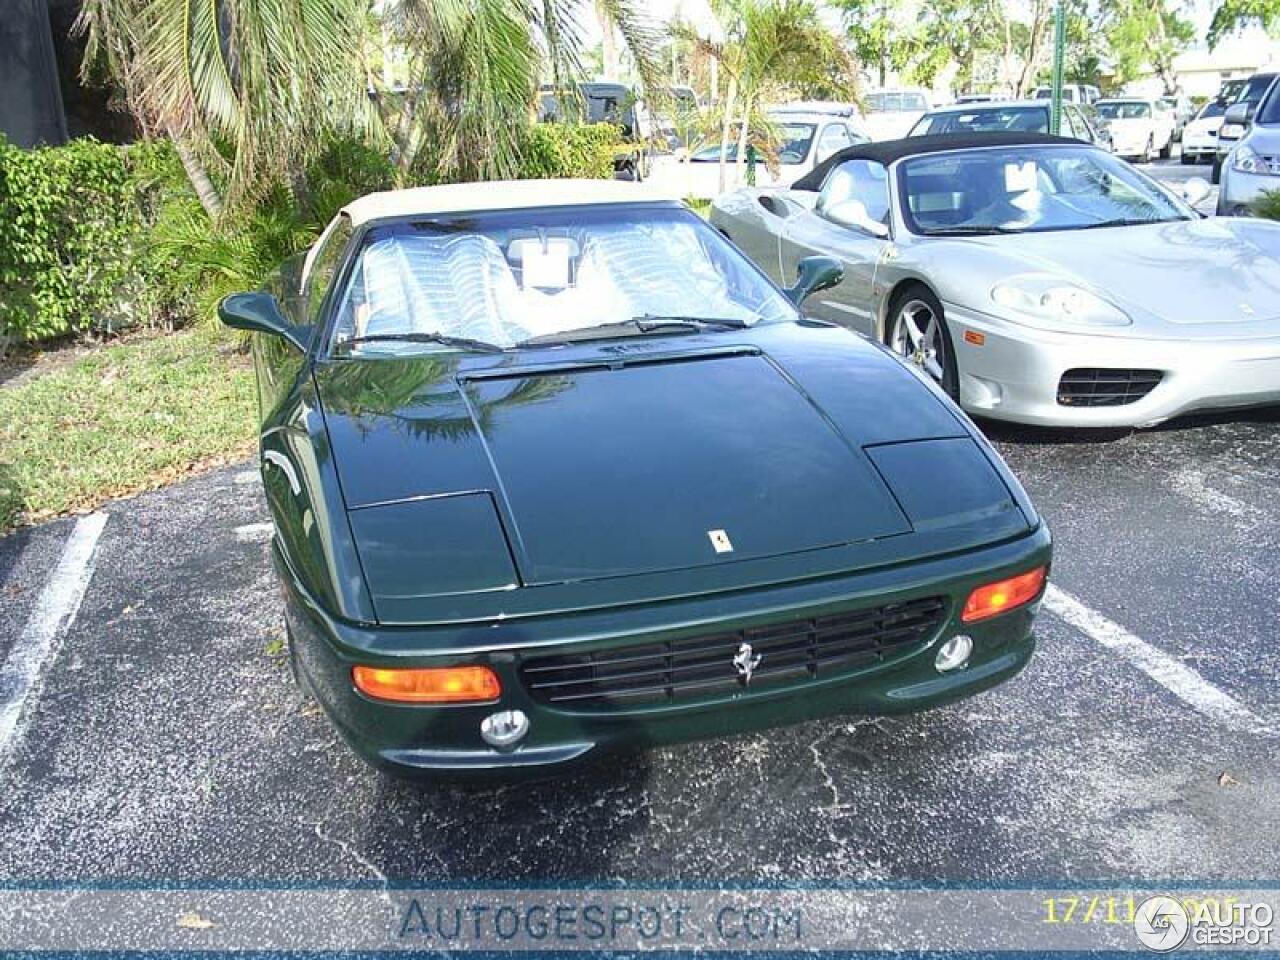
[710,132,1280,427]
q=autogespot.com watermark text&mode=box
[397,897,802,946]
[2,886,1279,951]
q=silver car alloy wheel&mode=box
[890,299,945,383]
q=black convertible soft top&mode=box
[791,132,1084,192]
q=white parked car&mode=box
[652,111,868,199]
[1095,98,1174,161]
[1181,99,1226,164]
[863,89,932,140]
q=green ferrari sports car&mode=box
[220,178,1051,779]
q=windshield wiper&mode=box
[1070,217,1166,230]
[336,332,503,354]
[517,315,748,347]
[631,314,749,330]
[920,224,1022,236]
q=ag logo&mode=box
[1134,896,1190,952]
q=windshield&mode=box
[899,145,1191,236]
[1235,74,1276,104]
[866,92,928,112]
[327,206,797,354]
[689,123,816,163]
[1197,100,1226,120]
[1252,83,1280,124]
[1097,101,1151,119]
[910,105,1048,136]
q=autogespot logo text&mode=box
[1134,895,1275,951]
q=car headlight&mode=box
[991,275,1131,328]
[1232,144,1270,174]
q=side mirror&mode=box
[218,292,309,352]
[1224,101,1254,126]
[785,256,844,306]
[1181,176,1212,208]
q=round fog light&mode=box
[480,709,529,749]
[935,635,973,673]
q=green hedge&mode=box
[1,139,146,347]
[0,123,622,349]
[516,123,622,180]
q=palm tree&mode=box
[382,0,663,184]
[683,0,854,194]
[78,0,371,221]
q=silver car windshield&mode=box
[328,206,798,354]
[689,123,816,163]
[898,146,1191,236]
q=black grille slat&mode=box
[1057,368,1163,407]
[520,597,948,708]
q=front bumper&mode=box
[276,529,1051,780]
[1111,136,1151,158]
[946,302,1280,427]
[1217,161,1280,215]
[1182,136,1218,160]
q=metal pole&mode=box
[1050,0,1066,135]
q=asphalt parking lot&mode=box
[1,156,1275,890]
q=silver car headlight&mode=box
[991,274,1131,328]
[1232,144,1271,174]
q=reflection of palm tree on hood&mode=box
[319,357,571,442]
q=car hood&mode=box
[1184,117,1223,137]
[314,328,1033,621]
[947,217,1280,336]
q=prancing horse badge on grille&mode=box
[733,642,762,685]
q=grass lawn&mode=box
[0,328,257,532]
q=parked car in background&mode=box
[1094,98,1173,161]
[1032,84,1100,105]
[1218,78,1280,214]
[863,89,932,140]
[771,100,860,118]
[709,134,1278,428]
[1158,94,1195,139]
[1214,72,1277,182]
[538,82,653,180]
[954,93,1002,104]
[218,177,1053,778]
[907,100,1111,151]
[666,110,868,199]
[652,84,701,151]
[1180,99,1226,164]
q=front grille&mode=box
[520,597,948,708]
[1057,368,1163,407]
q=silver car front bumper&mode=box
[944,302,1280,427]
[1217,161,1280,215]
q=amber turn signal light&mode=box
[352,665,501,703]
[961,566,1047,623]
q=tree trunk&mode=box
[717,73,738,195]
[597,5,619,79]
[168,127,224,221]
[733,93,752,187]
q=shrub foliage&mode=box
[0,123,622,349]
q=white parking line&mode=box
[1043,584,1273,736]
[0,512,109,753]
[233,522,274,542]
